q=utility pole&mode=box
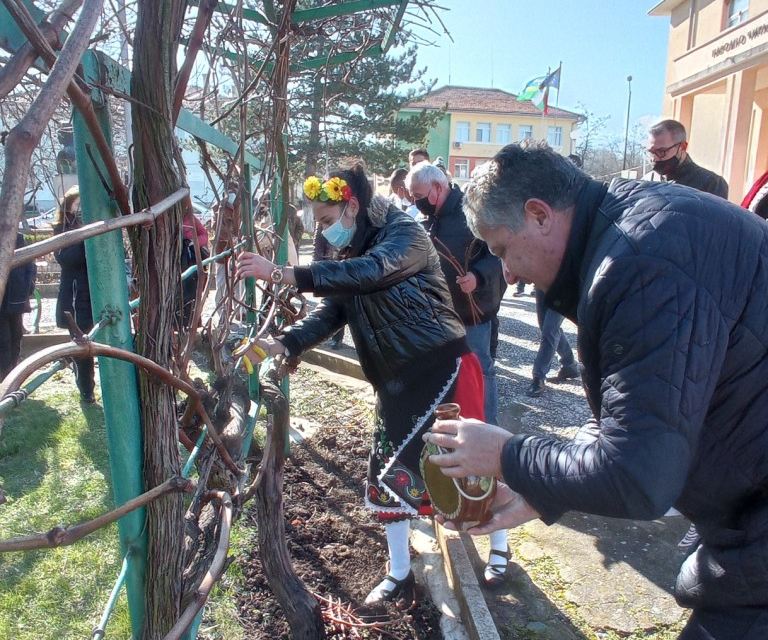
[622,75,632,171]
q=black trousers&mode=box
[679,607,768,639]
[0,312,24,378]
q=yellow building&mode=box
[400,86,582,186]
[650,0,768,201]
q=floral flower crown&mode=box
[303,176,353,203]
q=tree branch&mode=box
[172,0,218,122]
[0,0,83,100]
[0,0,103,306]
[3,0,131,217]
[0,476,195,553]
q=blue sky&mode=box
[408,0,671,140]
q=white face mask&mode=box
[321,205,356,248]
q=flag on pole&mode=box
[541,66,561,90]
[518,65,562,114]
[518,76,545,101]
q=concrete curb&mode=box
[436,525,502,640]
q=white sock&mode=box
[385,519,411,580]
[489,529,508,557]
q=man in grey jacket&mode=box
[424,143,768,639]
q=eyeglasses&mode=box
[646,142,682,159]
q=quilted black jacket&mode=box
[500,178,768,609]
[284,196,468,391]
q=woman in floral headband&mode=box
[236,162,485,605]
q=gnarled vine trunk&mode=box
[130,1,187,637]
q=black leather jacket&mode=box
[501,178,768,609]
[284,196,468,391]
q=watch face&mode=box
[271,267,283,283]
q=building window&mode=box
[496,124,511,145]
[476,122,491,143]
[456,121,470,142]
[518,125,533,141]
[454,159,469,180]
[547,126,563,148]
[727,0,749,28]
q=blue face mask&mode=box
[322,206,356,249]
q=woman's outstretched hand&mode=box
[236,251,274,281]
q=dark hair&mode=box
[649,119,687,143]
[464,143,589,235]
[389,167,408,187]
[409,148,429,161]
[327,162,374,257]
[328,162,372,214]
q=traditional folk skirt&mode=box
[364,352,485,518]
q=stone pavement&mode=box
[301,285,692,640]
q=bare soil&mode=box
[232,366,444,639]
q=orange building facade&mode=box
[650,0,768,201]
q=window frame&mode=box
[547,126,563,148]
[454,159,470,180]
[518,124,533,141]
[476,122,491,143]
[727,0,749,28]
[455,121,470,143]
[496,123,512,145]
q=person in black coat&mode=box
[425,143,768,640]
[644,119,729,199]
[53,186,95,404]
[0,234,36,377]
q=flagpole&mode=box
[622,75,633,171]
[540,67,549,140]
[554,62,561,150]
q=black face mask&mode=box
[653,155,681,176]
[413,187,437,216]
[415,194,436,217]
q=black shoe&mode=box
[512,290,524,298]
[483,547,510,589]
[551,362,580,381]
[327,337,343,350]
[364,570,415,605]
[525,376,545,397]
[80,392,96,404]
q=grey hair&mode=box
[648,119,687,143]
[405,160,450,191]
[463,143,588,236]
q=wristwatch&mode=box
[270,266,284,284]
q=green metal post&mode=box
[74,50,146,638]
[242,166,260,402]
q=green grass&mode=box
[0,372,131,640]
[0,362,365,640]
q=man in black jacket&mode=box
[424,143,768,639]
[406,161,505,425]
[644,119,728,199]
